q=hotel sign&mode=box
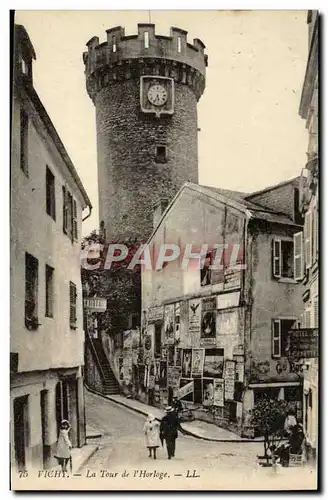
[287,328,318,360]
[84,297,107,312]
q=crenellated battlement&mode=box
[83,24,207,102]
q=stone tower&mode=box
[83,24,207,243]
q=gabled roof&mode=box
[147,181,301,244]
[245,176,299,200]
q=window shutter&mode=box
[313,295,318,328]
[62,186,68,233]
[304,308,311,328]
[293,232,303,281]
[69,282,77,327]
[272,320,281,358]
[272,239,281,278]
[73,199,78,241]
[304,211,312,269]
[312,203,318,264]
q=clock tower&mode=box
[83,24,207,242]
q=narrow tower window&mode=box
[112,36,117,53]
[144,31,149,49]
[177,36,181,53]
[155,146,167,164]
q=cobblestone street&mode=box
[81,392,317,491]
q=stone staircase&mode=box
[86,335,120,395]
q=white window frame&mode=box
[272,320,281,358]
[293,231,304,281]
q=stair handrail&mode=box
[85,330,107,382]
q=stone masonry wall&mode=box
[95,79,198,242]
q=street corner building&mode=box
[10,25,92,474]
[140,179,307,437]
[297,10,319,462]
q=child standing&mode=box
[143,414,160,459]
[54,419,72,472]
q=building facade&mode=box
[297,10,319,459]
[10,25,92,472]
[138,180,304,435]
[83,24,207,243]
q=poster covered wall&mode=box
[167,366,182,389]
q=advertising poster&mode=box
[159,360,167,388]
[167,345,175,366]
[175,347,183,367]
[203,348,224,378]
[191,348,205,377]
[155,359,161,382]
[174,302,181,343]
[164,304,175,344]
[200,297,217,346]
[233,355,245,383]
[203,378,215,406]
[182,348,192,378]
[213,379,225,407]
[188,298,201,344]
[178,378,194,402]
[224,360,236,401]
[167,366,182,389]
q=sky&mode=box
[14,10,309,236]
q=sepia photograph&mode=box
[10,8,319,491]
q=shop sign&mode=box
[224,359,236,401]
[287,329,318,360]
[148,305,164,323]
[84,297,107,312]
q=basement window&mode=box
[144,31,149,49]
[155,146,167,164]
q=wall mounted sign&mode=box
[164,304,175,345]
[287,328,318,360]
[224,359,236,401]
[84,297,107,312]
[200,296,216,346]
[203,378,214,406]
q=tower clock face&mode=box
[147,84,168,106]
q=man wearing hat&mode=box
[160,406,180,459]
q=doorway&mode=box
[40,390,49,469]
[13,395,29,472]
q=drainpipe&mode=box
[82,205,92,222]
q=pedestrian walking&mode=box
[160,406,179,460]
[143,414,160,459]
[54,419,72,472]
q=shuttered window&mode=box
[25,253,38,322]
[273,239,281,278]
[312,203,318,264]
[293,232,303,281]
[69,282,77,328]
[72,199,78,241]
[304,308,312,328]
[20,107,28,175]
[272,320,281,358]
[63,186,68,233]
[304,211,312,269]
[313,295,319,328]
